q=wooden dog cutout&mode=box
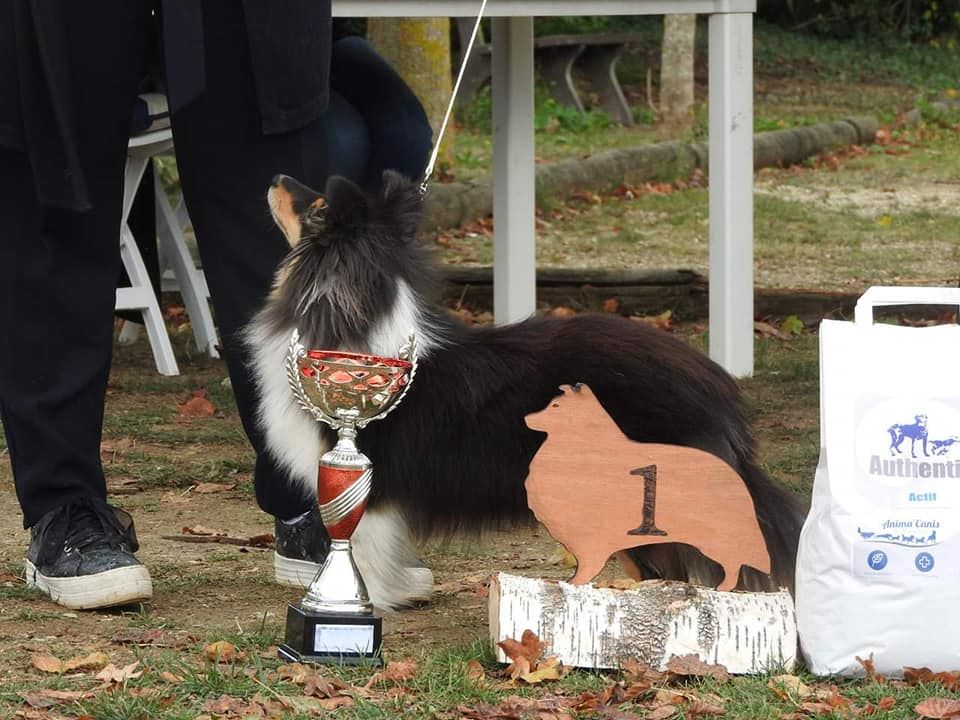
[524,385,771,590]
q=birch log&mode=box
[489,573,796,674]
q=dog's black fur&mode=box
[254,171,806,594]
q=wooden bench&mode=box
[456,20,639,126]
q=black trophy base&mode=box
[278,603,383,666]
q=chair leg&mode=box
[154,166,220,358]
[118,223,180,375]
[576,44,634,126]
[535,44,585,113]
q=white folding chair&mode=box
[115,106,219,374]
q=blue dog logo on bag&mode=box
[888,414,930,457]
[887,413,960,458]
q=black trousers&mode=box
[0,0,329,528]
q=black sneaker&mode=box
[25,499,153,610]
[274,506,331,589]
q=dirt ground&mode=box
[0,475,577,668]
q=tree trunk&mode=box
[659,14,697,129]
[367,19,454,171]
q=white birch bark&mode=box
[489,573,796,674]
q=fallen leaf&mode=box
[159,670,183,684]
[160,491,190,505]
[202,694,268,716]
[754,320,792,340]
[916,697,960,719]
[179,390,215,417]
[274,662,310,683]
[665,654,730,683]
[183,525,228,537]
[905,666,937,685]
[507,655,532,681]
[465,659,487,683]
[855,654,885,683]
[780,315,805,336]
[192,482,235,494]
[645,705,679,720]
[520,656,567,684]
[111,628,177,647]
[877,697,896,711]
[652,689,687,706]
[30,654,64,674]
[768,674,812,701]
[242,533,273,549]
[621,659,666,686]
[62,651,110,672]
[365,657,419,687]
[460,695,576,720]
[632,310,673,331]
[95,661,143,684]
[203,640,244,662]
[18,689,90,708]
[498,629,544,678]
[286,695,356,713]
[687,698,727,717]
[0,572,22,583]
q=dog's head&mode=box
[263,171,438,353]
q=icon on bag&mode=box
[867,550,888,570]
[915,552,935,573]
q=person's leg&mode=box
[0,0,153,609]
[325,90,371,183]
[0,0,151,527]
[329,36,434,191]
[169,0,329,522]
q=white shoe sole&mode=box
[25,559,153,610]
[273,552,321,589]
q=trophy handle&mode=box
[286,329,337,428]
[356,333,419,429]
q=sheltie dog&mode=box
[246,171,806,609]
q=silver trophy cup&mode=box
[278,329,416,665]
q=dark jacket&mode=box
[0,0,332,211]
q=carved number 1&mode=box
[627,464,667,536]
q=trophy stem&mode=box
[301,540,372,614]
[300,420,375,614]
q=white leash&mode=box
[419,0,488,196]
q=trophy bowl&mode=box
[296,350,413,428]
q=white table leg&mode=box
[708,12,754,377]
[491,16,536,324]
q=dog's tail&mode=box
[738,458,807,591]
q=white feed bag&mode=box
[796,286,960,676]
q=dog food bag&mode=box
[796,286,960,676]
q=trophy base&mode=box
[278,603,383,666]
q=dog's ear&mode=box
[323,175,369,228]
[268,175,326,246]
[379,170,424,241]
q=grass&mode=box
[1,20,959,720]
